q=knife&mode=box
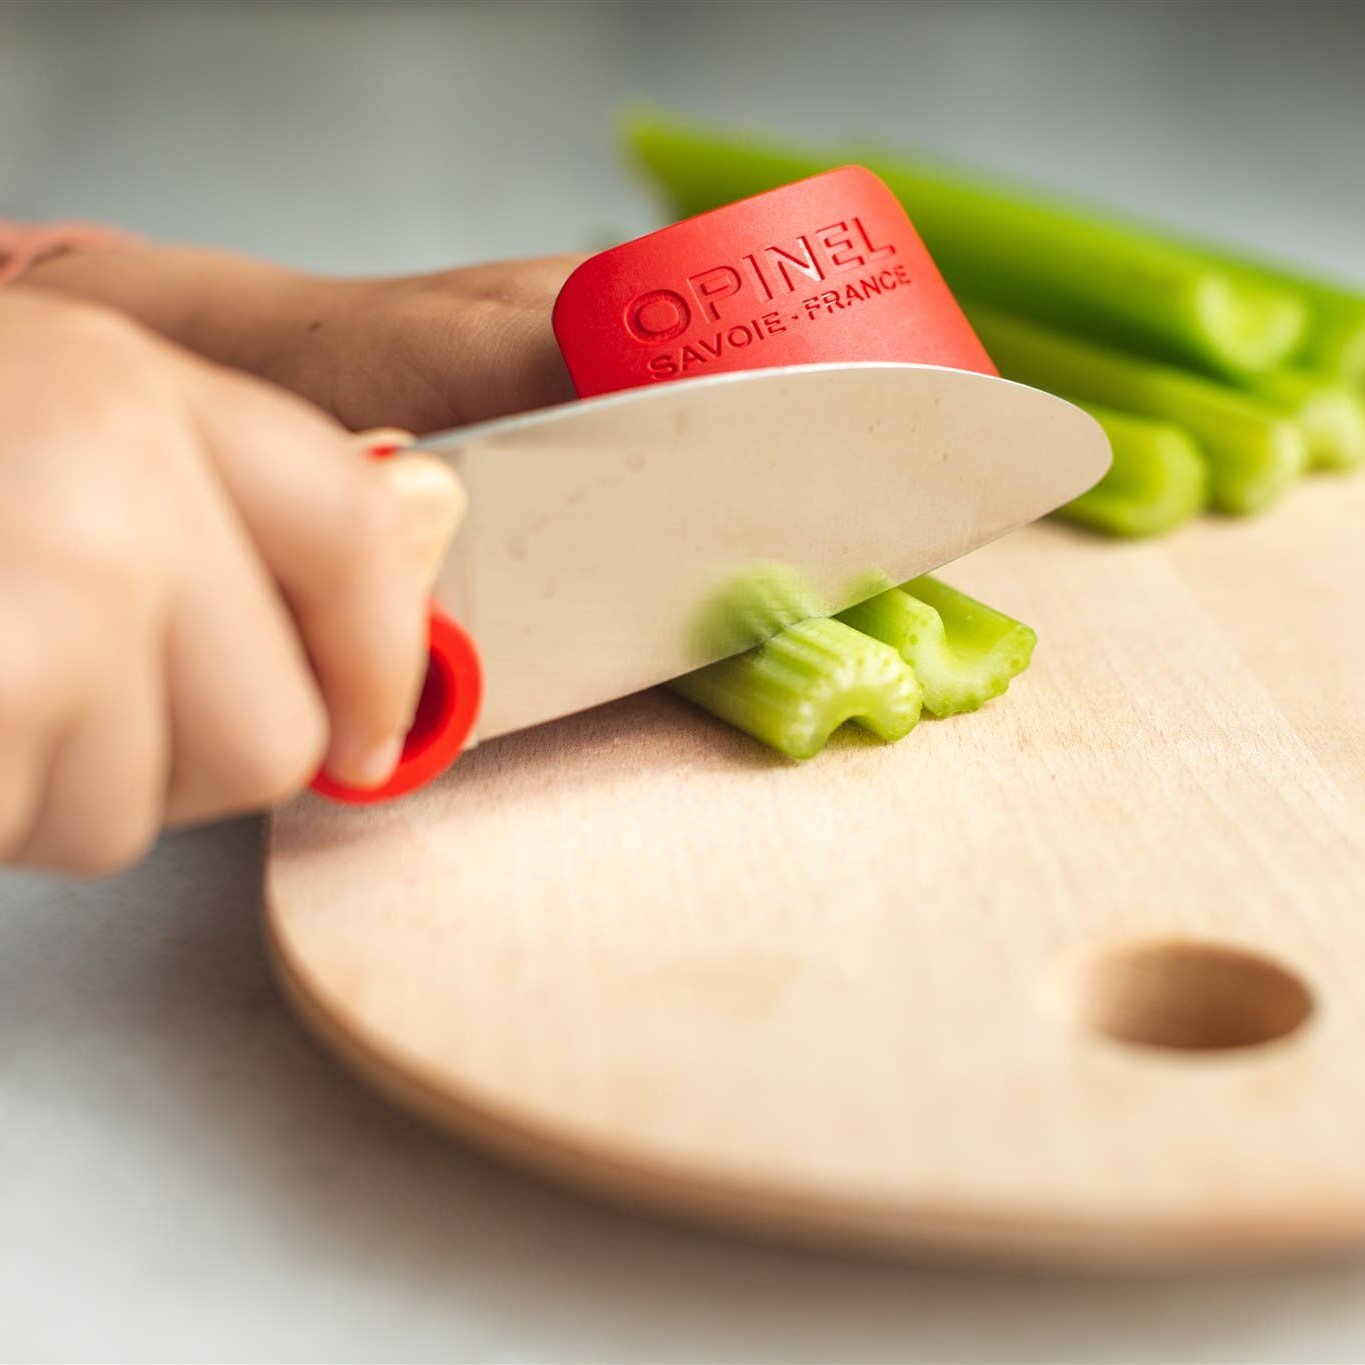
[311,168,1111,803]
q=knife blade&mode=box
[419,361,1109,743]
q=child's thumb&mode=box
[353,429,466,593]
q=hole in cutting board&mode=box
[1070,939,1314,1053]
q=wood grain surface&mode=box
[266,473,1365,1268]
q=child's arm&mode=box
[20,247,585,433]
[0,287,460,874]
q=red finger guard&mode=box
[552,164,995,395]
[313,165,990,804]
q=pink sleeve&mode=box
[0,220,142,286]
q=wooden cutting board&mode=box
[266,473,1365,1268]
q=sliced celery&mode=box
[837,576,1036,716]
[621,112,1307,377]
[1054,404,1209,537]
[1246,369,1365,472]
[965,302,1307,515]
[669,617,922,760]
[689,560,827,660]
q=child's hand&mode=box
[22,247,586,434]
[0,289,458,873]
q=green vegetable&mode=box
[1191,251,1365,383]
[837,576,1036,716]
[621,111,1307,377]
[670,616,922,759]
[688,560,828,660]
[1245,369,1365,471]
[1299,302,1365,384]
[964,302,1307,515]
[1053,404,1209,537]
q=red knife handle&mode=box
[308,445,484,805]
[309,606,483,805]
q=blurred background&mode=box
[2,3,1364,1362]
[2,0,1361,277]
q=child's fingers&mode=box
[351,427,415,453]
[0,626,64,861]
[352,430,469,593]
[160,451,330,823]
[0,548,159,866]
[180,365,435,791]
[378,454,467,593]
[15,653,167,874]
[0,734,49,865]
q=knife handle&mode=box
[309,606,483,804]
[308,445,484,805]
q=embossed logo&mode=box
[620,216,903,379]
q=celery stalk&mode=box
[837,576,1036,716]
[621,112,1307,377]
[1192,253,1365,383]
[1053,404,1209,537]
[1301,306,1365,384]
[965,302,1307,515]
[669,617,922,759]
[1246,369,1365,472]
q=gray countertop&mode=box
[3,2,1364,1359]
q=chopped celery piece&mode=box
[621,112,1307,377]
[837,576,1035,716]
[689,560,827,659]
[964,302,1307,515]
[1054,403,1209,537]
[1246,369,1365,472]
[670,617,922,760]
